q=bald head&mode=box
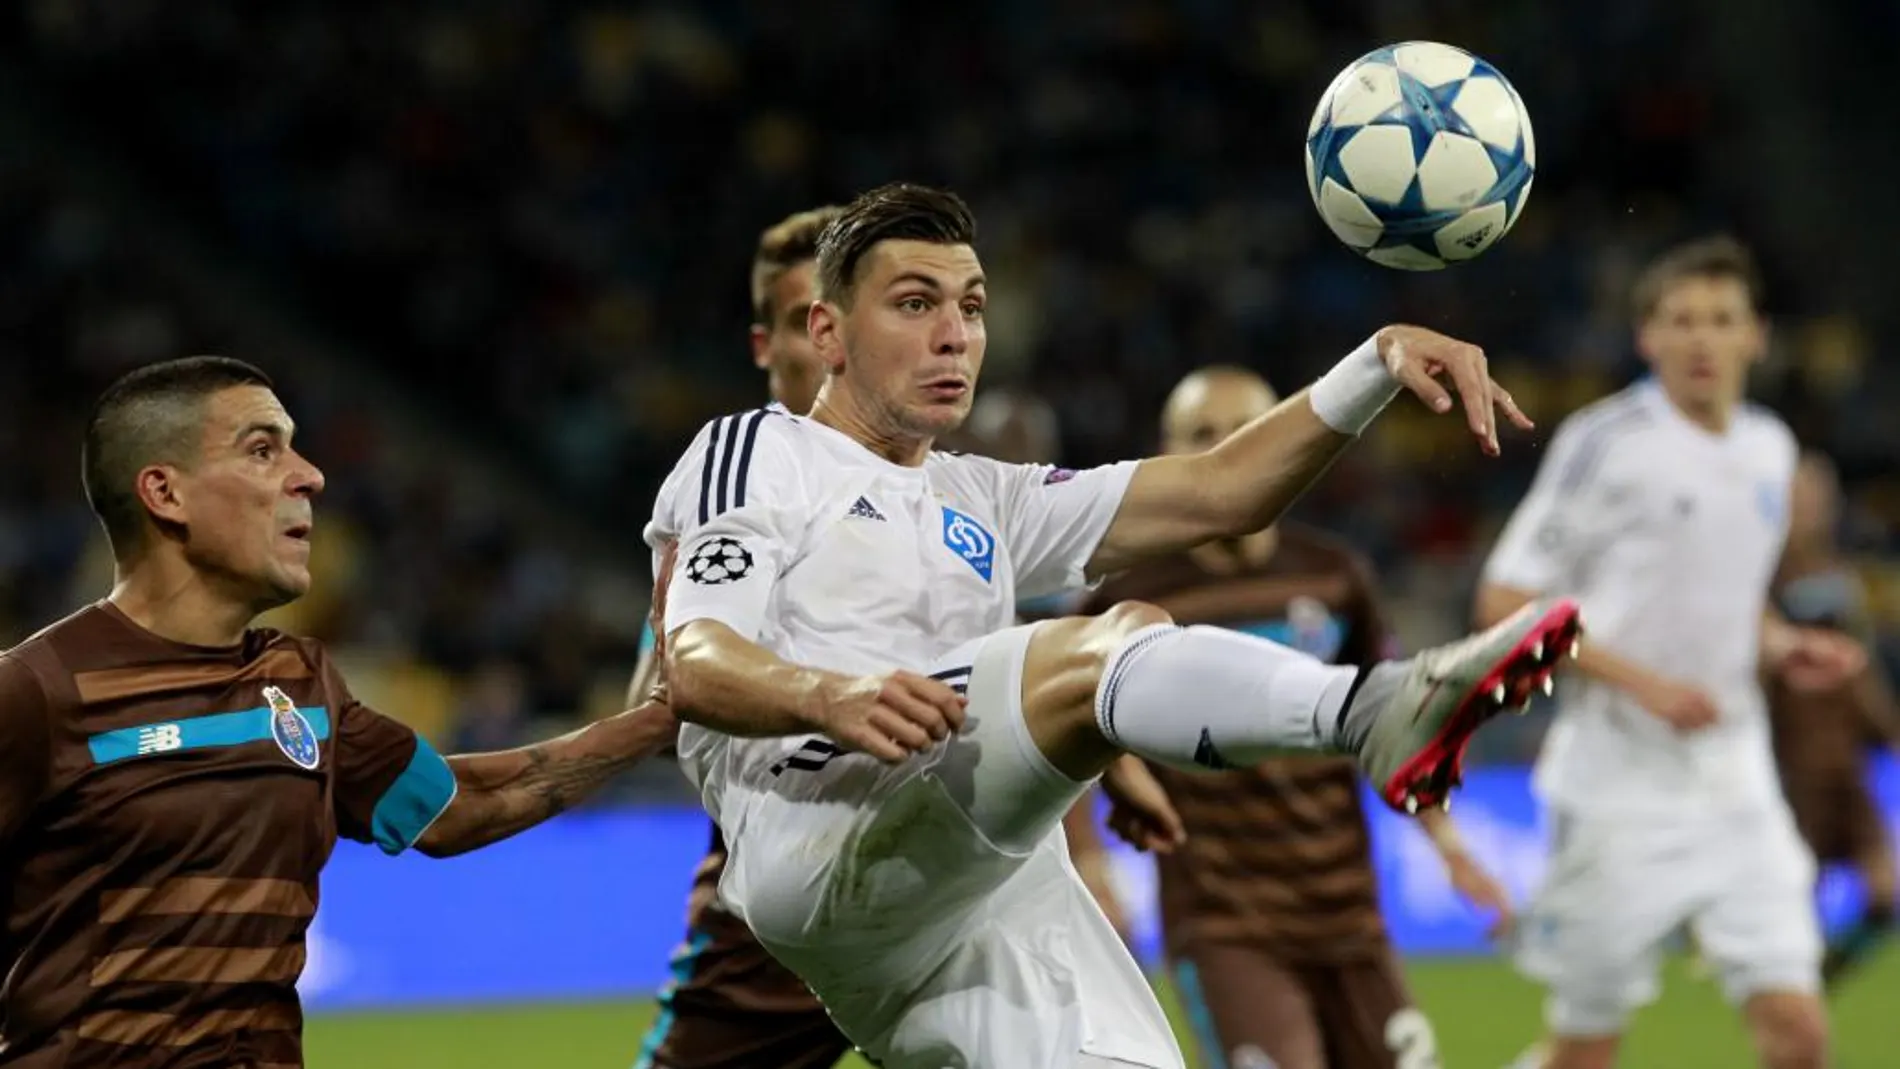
[1161,366,1278,455]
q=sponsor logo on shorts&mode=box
[1042,467,1077,485]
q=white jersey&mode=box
[643,407,1139,820]
[1482,380,1797,817]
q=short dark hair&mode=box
[83,356,275,558]
[815,183,977,307]
[751,205,844,325]
[1632,235,1764,321]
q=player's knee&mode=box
[1020,602,1176,774]
[1089,599,1175,642]
[1027,601,1174,692]
[1746,993,1827,1069]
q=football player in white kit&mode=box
[646,183,1584,1069]
[1479,237,1866,1069]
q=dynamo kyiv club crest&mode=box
[264,684,321,770]
[940,505,996,583]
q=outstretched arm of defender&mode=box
[416,540,685,857]
[414,699,681,857]
[1086,325,1530,577]
[668,620,967,762]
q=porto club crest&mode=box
[264,684,321,771]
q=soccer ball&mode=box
[1304,41,1535,270]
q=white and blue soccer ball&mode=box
[1305,41,1535,270]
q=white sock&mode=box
[1094,624,1360,771]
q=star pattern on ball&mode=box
[685,536,755,585]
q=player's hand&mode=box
[1101,756,1187,854]
[1442,849,1516,940]
[812,672,968,763]
[1777,628,1866,694]
[1375,324,1532,457]
[1636,677,1720,732]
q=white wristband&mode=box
[1308,335,1401,436]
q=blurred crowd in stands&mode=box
[3,0,1895,777]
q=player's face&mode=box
[1637,275,1765,417]
[816,239,986,439]
[172,386,326,609]
[750,260,823,415]
[1161,377,1278,456]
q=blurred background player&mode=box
[627,205,859,1069]
[1769,449,1900,989]
[1082,365,1514,1069]
[1479,237,1865,1069]
[0,358,676,1069]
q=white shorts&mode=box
[711,623,1185,1069]
[1512,801,1823,1036]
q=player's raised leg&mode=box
[1011,594,1580,814]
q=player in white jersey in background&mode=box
[646,182,1583,1069]
[1479,237,1866,1069]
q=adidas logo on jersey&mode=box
[847,496,886,522]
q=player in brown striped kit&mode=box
[0,358,677,1069]
[1767,450,1899,987]
[1084,365,1513,1069]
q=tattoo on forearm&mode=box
[517,745,627,822]
[430,706,672,855]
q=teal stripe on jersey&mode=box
[631,929,715,1069]
[87,706,332,766]
[1173,959,1230,1069]
[369,735,458,855]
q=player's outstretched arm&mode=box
[413,698,681,857]
[1478,582,1718,731]
[414,539,683,858]
[667,620,967,762]
[1086,326,1530,577]
[1416,807,1514,938]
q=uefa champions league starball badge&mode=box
[264,684,321,770]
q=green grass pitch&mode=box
[306,947,1898,1068]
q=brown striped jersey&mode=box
[1084,524,1397,964]
[1767,564,1898,828]
[0,602,458,1068]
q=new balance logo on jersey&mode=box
[847,496,886,522]
[137,724,183,755]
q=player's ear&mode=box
[135,464,189,527]
[1633,319,1660,369]
[808,299,847,373]
[749,322,771,371]
[1751,313,1773,366]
